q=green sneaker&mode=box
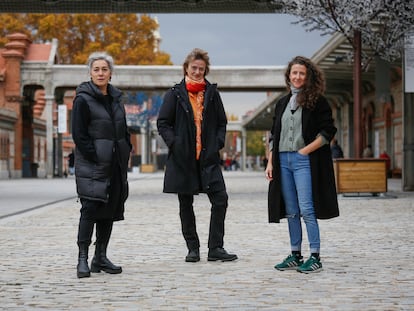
[297,256,323,273]
[274,254,303,271]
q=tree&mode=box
[282,0,414,66]
[0,14,26,46]
[0,13,172,65]
[227,113,239,121]
[281,0,414,157]
[246,130,266,157]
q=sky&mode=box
[153,13,329,118]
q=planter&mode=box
[333,158,387,194]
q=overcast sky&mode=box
[153,14,329,117]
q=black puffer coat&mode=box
[72,81,131,211]
[157,79,227,194]
[268,94,339,223]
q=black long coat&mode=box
[268,93,339,223]
[157,79,227,194]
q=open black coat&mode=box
[268,93,339,223]
[157,79,227,194]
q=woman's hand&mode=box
[298,149,308,156]
[265,163,273,181]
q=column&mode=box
[45,95,55,178]
[403,93,414,191]
[241,128,247,171]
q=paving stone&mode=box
[0,172,413,310]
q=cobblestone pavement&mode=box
[0,171,413,310]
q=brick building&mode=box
[0,33,52,178]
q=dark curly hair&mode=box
[284,56,325,110]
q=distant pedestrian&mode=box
[265,56,339,273]
[157,48,237,263]
[262,156,268,170]
[72,52,132,278]
[330,139,344,159]
[363,144,374,158]
[68,150,75,175]
[379,150,391,176]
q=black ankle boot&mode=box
[185,249,200,262]
[90,243,122,274]
[77,242,90,278]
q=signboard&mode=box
[58,105,67,133]
[405,29,414,93]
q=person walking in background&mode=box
[157,48,237,263]
[265,56,339,273]
[363,144,374,158]
[72,52,132,278]
[68,150,75,175]
[330,139,344,159]
[379,150,391,177]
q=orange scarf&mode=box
[185,76,206,160]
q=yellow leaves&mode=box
[0,14,28,46]
[0,13,171,65]
[247,131,267,156]
[227,114,239,121]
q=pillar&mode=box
[45,95,55,178]
[2,49,24,176]
[353,30,363,158]
[403,93,414,191]
[241,128,247,171]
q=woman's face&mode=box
[186,59,206,82]
[289,64,307,89]
[90,59,111,91]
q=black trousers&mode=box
[178,190,228,250]
[77,199,114,246]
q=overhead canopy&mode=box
[0,0,285,13]
[242,32,402,131]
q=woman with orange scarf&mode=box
[157,48,237,263]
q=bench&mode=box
[333,158,387,194]
[140,164,156,173]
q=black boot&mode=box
[185,249,200,262]
[90,221,122,274]
[90,242,122,274]
[77,242,90,278]
[208,247,238,262]
[76,214,94,279]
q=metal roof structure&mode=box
[242,32,402,131]
[0,0,285,13]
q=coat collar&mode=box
[174,78,217,111]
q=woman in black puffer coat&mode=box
[72,52,131,278]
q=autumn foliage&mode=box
[0,13,172,65]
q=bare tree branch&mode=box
[281,0,414,63]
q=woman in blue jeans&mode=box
[265,56,339,273]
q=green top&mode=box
[270,105,328,152]
[279,106,305,152]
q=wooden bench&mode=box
[333,159,387,194]
[140,164,156,173]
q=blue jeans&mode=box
[279,152,320,253]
